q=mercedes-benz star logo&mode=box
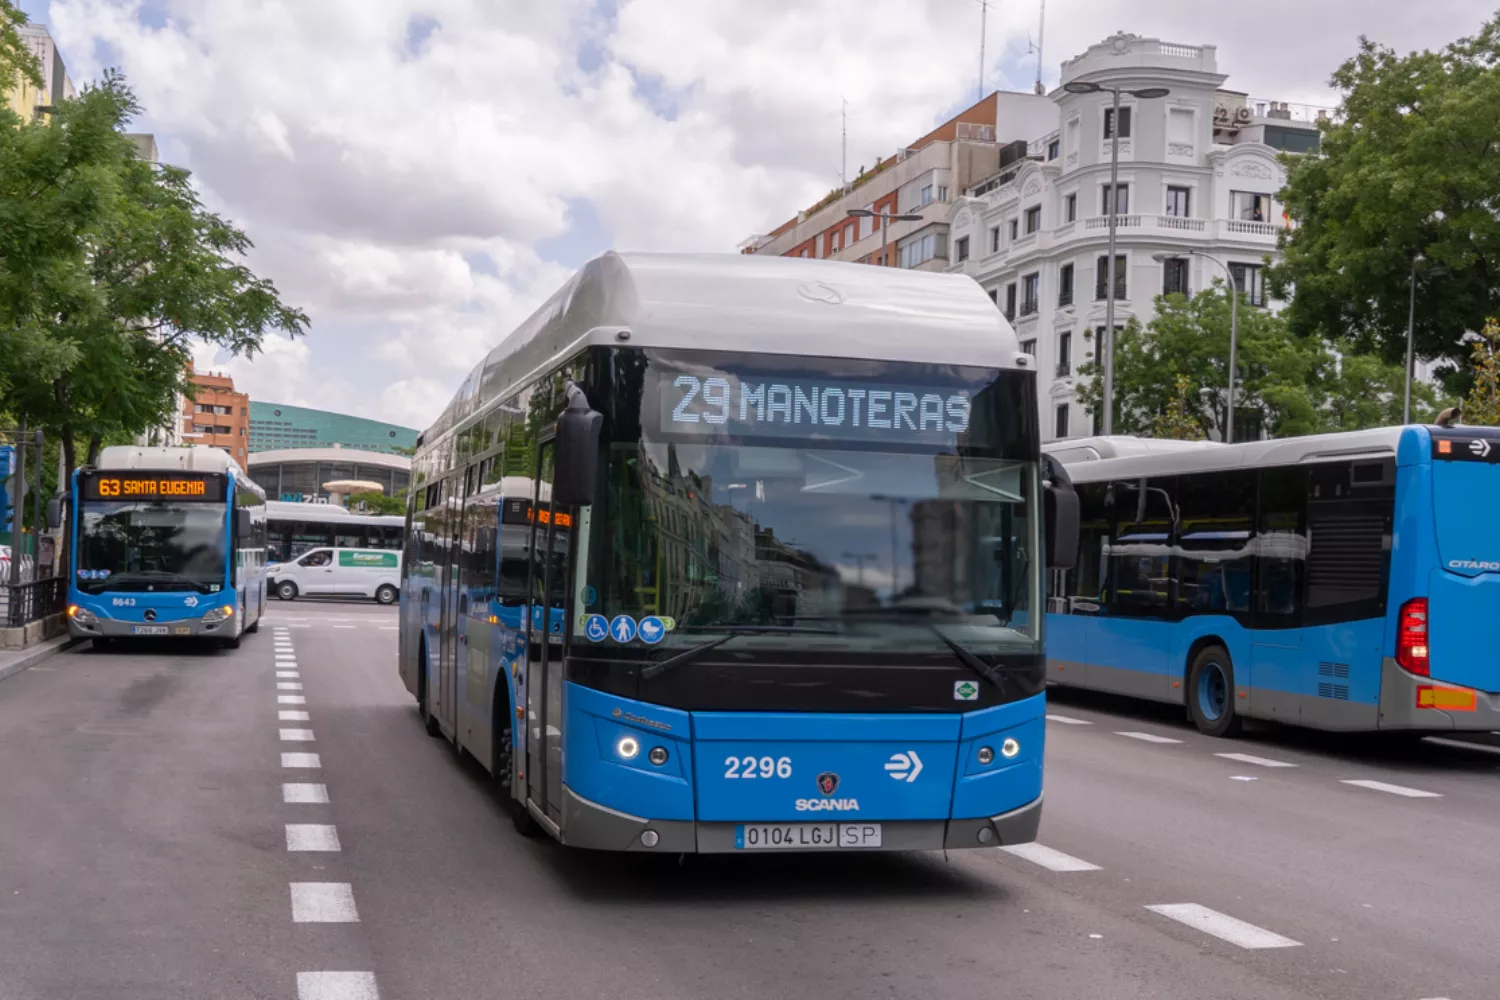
[143,609,157,622]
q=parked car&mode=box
[267,547,401,604]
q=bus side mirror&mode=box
[235,508,253,538]
[46,496,63,530]
[553,385,603,508]
[1043,455,1079,570]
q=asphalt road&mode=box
[1,603,1496,1000]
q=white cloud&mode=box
[43,0,1498,431]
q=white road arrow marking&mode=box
[884,750,924,782]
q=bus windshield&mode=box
[579,350,1041,655]
[76,501,228,594]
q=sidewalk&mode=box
[0,634,78,686]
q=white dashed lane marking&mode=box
[1340,779,1442,798]
[1045,713,1093,725]
[279,694,307,705]
[279,710,311,722]
[277,671,300,679]
[283,783,329,804]
[278,682,304,691]
[296,971,380,1000]
[1115,731,1184,744]
[1000,843,1102,872]
[281,728,315,742]
[333,625,356,629]
[379,626,398,630]
[1145,904,1302,949]
[289,883,359,923]
[282,753,322,769]
[1214,752,1297,768]
[286,824,342,852]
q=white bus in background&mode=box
[264,500,405,564]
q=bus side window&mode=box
[1254,467,1308,623]
[1176,470,1255,614]
[1106,476,1176,615]
[1062,481,1110,611]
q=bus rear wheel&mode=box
[1187,645,1241,737]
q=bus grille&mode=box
[1317,661,1351,679]
[1317,682,1350,700]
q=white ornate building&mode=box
[948,33,1324,442]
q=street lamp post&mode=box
[1404,256,1447,424]
[1155,251,1239,442]
[1063,80,1170,435]
[848,208,926,267]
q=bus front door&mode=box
[524,440,569,827]
[437,485,464,736]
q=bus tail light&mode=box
[1396,598,1429,676]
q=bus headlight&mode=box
[616,735,640,760]
[201,605,235,626]
[1000,738,1021,759]
[69,606,97,625]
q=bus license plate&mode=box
[735,823,883,850]
[131,625,168,635]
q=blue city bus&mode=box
[65,445,268,649]
[1044,426,1500,736]
[399,251,1080,854]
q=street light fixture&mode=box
[848,208,926,267]
[1404,255,1449,425]
[1064,79,1171,435]
[1154,251,1240,443]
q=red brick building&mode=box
[183,366,250,467]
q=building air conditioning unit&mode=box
[1234,106,1253,124]
[1213,104,1230,123]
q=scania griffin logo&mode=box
[816,772,839,796]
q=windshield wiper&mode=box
[928,625,1002,690]
[639,625,838,680]
[94,571,216,593]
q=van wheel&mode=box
[1187,645,1242,737]
[277,581,298,601]
[375,584,398,605]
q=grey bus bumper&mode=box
[1378,656,1500,731]
[68,617,233,639]
[559,786,1043,854]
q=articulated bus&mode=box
[65,446,268,648]
[1043,426,1500,736]
[400,251,1080,854]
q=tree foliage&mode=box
[1268,17,1500,391]
[0,1,43,106]
[0,70,307,477]
[1461,319,1500,425]
[349,489,407,516]
[1076,288,1441,440]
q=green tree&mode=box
[1077,288,1330,440]
[1,1,43,106]
[1268,17,1500,391]
[1324,350,1446,431]
[1151,374,1207,440]
[1461,319,1500,425]
[0,72,307,476]
[349,489,407,515]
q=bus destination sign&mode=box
[82,472,224,502]
[658,371,973,446]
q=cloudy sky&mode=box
[16,0,1497,431]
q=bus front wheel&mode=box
[1187,645,1241,738]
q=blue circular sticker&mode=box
[584,614,609,642]
[638,616,667,645]
[582,585,598,607]
[608,615,638,643]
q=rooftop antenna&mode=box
[976,0,993,103]
[841,97,848,190]
[1032,0,1047,94]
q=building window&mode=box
[1057,331,1072,377]
[1165,185,1191,218]
[1024,205,1042,234]
[954,236,969,262]
[1004,283,1017,321]
[1064,193,1077,222]
[1055,404,1070,439]
[1095,255,1127,300]
[1232,190,1271,222]
[989,226,1000,253]
[898,231,945,268]
[1009,218,1019,241]
[937,185,948,201]
[1021,273,1040,316]
[919,184,934,207]
[1102,183,1129,216]
[987,288,999,305]
[1229,263,1265,306]
[1021,339,1037,357]
[1047,138,1060,160]
[1103,106,1132,140]
[1163,257,1190,296]
[1058,263,1075,307]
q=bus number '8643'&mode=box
[724,756,792,779]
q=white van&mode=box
[268,547,402,604]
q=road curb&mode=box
[0,635,81,686]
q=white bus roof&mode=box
[1045,428,1407,482]
[265,500,405,526]
[420,251,1026,447]
[95,445,247,479]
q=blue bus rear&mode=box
[1045,426,1500,735]
[65,449,268,645]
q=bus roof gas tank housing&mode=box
[93,445,246,477]
[419,251,1029,452]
